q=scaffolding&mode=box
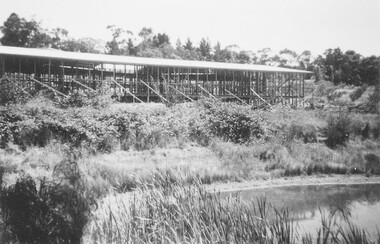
[0,46,311,105]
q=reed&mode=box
[85,174,380,244]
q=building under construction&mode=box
[0,46,312,105]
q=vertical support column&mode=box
[113,64,116,93]
[0,56,4,77]
[60,60,65,91]
[216,70,219,96]
[302,73,305,98]
[100,63,104,81]
[87,63,91,89]
[232,71,235,94]
[273,73,277,104]
[248,72,251,97]
[147,66,150,102]
[157,66,160,95]
[291,74,294,106]
[167,67,170,99]
[196,69,199,95]
[48,59,51,83]
[18,57,21,81]
[92,62,96,90]
[223,70,226,96]
[211,69,214,95]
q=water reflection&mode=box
[222,184,380,235]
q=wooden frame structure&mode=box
[0,46,312,105]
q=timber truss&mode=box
[0,47,309,106]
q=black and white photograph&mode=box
[0,0,379,243]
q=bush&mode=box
[366,85,380,114]
[365,153,380,175]
[0,160,95,243]
[323,112,351,149]
[0,78,33,105]
[349,86,366,101]
[190,100,265,144]
[59,87,114,109]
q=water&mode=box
[222,183,380,236]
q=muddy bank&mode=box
[206,174,380,193]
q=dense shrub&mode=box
[349,86,366,101]
[323,113,351,149]
[365,153,380,175]
[190,100,265,144]
[0,79,33,105]
[0,160,95,243]
[59,87,114,108]
[366,85,380,114]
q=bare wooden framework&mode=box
[0,52,308,105]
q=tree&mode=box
[341,50,362,85]
[323,48,345,84]
[297,50,311,69]
[183,38,194,51]
[257,48,272,65]
[358,56,380,85]
[106,25,133,55]
[198,38,211,60]
[50,28,69,49]
[236,51,251,64]
[152,33,170,47]
[0,13,51,48]
[278,48,298,67]
[127,38,136,56]
[138,27,153,41]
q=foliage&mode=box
[0,13,50,48]
[350,86,366,101]
[323,112,351,149]
[189,100,265,145]
[0,160,95,243]
[0,77,33,105]
[366,85,380,114]
[313,48,379,86]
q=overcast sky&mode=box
[1,0,379,57]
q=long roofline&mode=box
[0,45,312,74]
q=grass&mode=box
[84,179,380,244]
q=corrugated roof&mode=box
[0,45,312,74]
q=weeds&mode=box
[86,178,380,244]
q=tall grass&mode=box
[85,177,380,244]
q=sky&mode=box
[0,0,379,57]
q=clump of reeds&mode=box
[85,173,380,244]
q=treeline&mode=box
[0,13,379,85]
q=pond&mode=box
[222,183,380,236]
